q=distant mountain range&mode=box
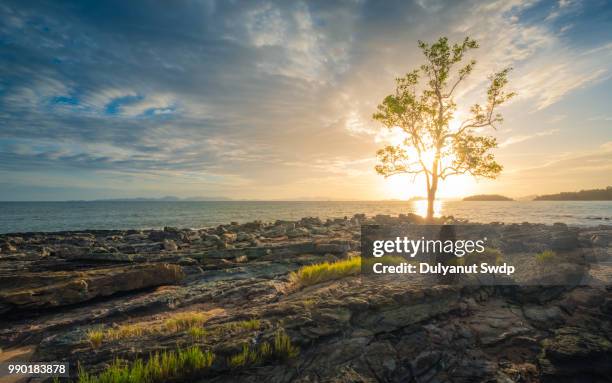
[534,186,612,201]
[41,187,612,202]
[90,196,233,202]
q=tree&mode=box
[373,37,515,220]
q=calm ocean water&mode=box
[0,201,612,233]
[0,200,610,234]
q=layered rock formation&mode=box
[0,215,610,382]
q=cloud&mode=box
[499,129,559,147]
[588,115,612,121]
[547,114,567,123]
[0,0,610,199]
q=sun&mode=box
[377,126,477,200]
[383,175,422,200]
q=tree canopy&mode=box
[373,36,515,219]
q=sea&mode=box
[0,200,610,234]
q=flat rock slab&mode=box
[0,263,184,313]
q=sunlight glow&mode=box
[413,199,442,217]
[376,120,480,200]
[383,175,420,200]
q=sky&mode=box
[0,0,611,201]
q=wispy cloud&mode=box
[0,0,610,199]
[499,129,559,147]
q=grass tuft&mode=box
[289,257,361,287]
[86,328,104,348]
[187,326,207,340]
[290,256,406,287]
[78,346,214,383]
[536,249,556,263]
[106,324,154,340]
[86,311,212,347]
[163,311,210,332]
[273,329,299,359]
[227,329,298,369]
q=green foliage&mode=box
[373,36,515,218]
[163,311,211,332]
[78,346,214,383]
[187,326,207,340]
[86,328,104,348]
[228,344,263,368]
[227,329,298,369]
[290,256,405,287]
[273,329,299,360]
[536,250,556,263]
[289,257,361,287]
[86,311,212,348]
[221,319,262,333]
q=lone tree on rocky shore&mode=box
[373,37,515,220]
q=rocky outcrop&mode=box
[0,263,184,313]
[0,215,610,382]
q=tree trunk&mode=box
[426,159,439,221]
[427,187,436,221]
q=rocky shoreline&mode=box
[1,214,611,382]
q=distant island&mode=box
[463,194,514,201]
[534,186,612,201]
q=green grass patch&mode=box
[536,250,556,263]
[289,257,361,287]
[86,328,104,348]
[227,329,298,369]
[290,256,406,288]
[86,311,213,348]
[78,346,215,383]
[187,326,207,340]
[163,311,211,332]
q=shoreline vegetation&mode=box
[534,186,612,201]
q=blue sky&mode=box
[0,0,611,200]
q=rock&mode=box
[287,227,310,238]
[1,217,611,383]
[310,226,330,235]
[263,226,286,238]
[148,230,166,242]
[183,230,201,242]
[221,232,237,243]
[363,341,398,379]
[162,239,178,251]
[1,242,17,253]
[551,231,579,250]
[411,350,441,377]
[0,263,184,313]
[236,232,254,242]
[314,241,355,254]
[203,234,223,246]
[539,327,612,380]
[591,234,609,247]
[522,305,564,328]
